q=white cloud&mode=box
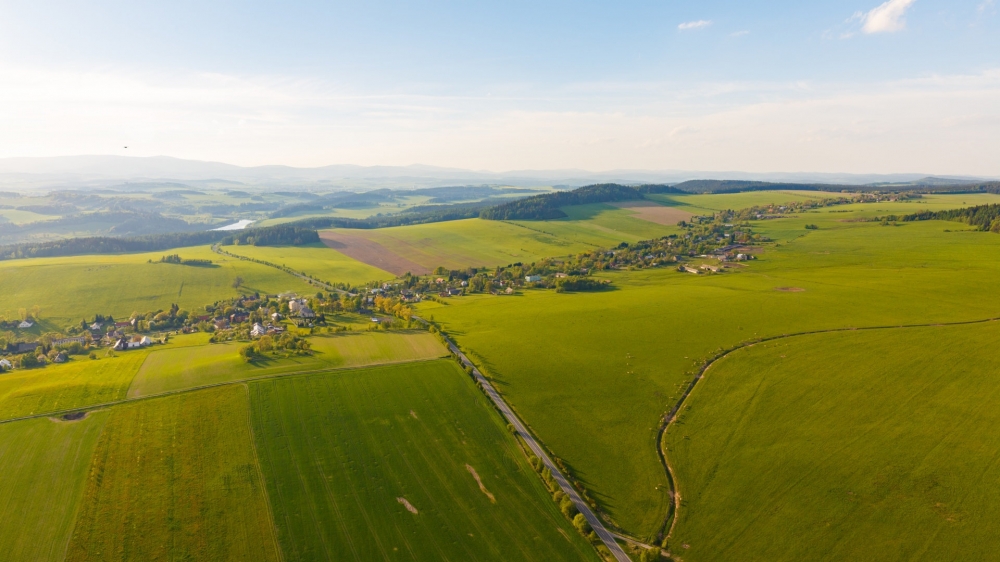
[978,0,996,14]
[1,63,999,175]
[860,0,917,34]
[678,20,712,31]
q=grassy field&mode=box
[0,245,313,330]
[223,242,394,285]
[0,351,148,421]
[128,331,447,397]
[66,385,281,562]
[665,322,1000,561]
[321,209,677,272]
[0,412,109,562]
[249,359,600,561]
[424,212,1000,539]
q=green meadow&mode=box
[0,351,149,421]
[323,207,676,272]
[424,210,1000,539]
[249,359,599,561]
[223,242,394,285]
[0,413,109,562]
[666,322,1000,561]
[66,385,281,562]
[128,331,447,397]
[0,245,313,329]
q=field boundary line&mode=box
[656,315,1000,546]
[416,317,631,562]
[242,383,285,562]
[212,244,349,294]
[0,356,447,426]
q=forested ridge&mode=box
[0,224,318,260]
[900,203,1000,231]
[480,183,682,220]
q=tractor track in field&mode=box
[655,315,1000,545]
[0,357,444,427]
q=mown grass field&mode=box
[0,245,313,329]
[128,331,447,397]
[0,351,148,421]
[66,385,281,562]
[424,210,1000,539]
[249,359,599,561]
[0,412,109,562]
[322,208,676,272]
[666,322,1000,561]
[223,241,394,285]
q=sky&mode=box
[0,0,998,175]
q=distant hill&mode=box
[480,183,682,220]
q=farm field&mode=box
[66,385,281,562]
[424,215,1000,539]
[222,242,393,285]
[0,351,148,421]
[128,331,447,397]
[0,412,109,562]
[320,208,677,274]
[249,359,600,562]
[0,245,313,330]
[665,322,1000,561]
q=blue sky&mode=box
[0,0,998,174]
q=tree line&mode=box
[479,183,683,220]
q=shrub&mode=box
[572,513,591,534]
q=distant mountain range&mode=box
[0,155,991,192]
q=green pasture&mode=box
[223,242,393,285]
[66,385,281,562]
[128,331,447,397]
[424,216,1000,539]
[0,413,109,562]
[0,245,313,329]
[649,190,828,213]
[0,351,148,421]
[0,208,62,224]
[667,322,1000,561]
[324,209,675,272]
[249,359,599,561]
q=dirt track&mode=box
[319,231,431,276]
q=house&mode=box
[700,264,720,273]
[89,322,102,331]
[555,272,568,278]
[18,320,34,329]
[113,337,129,351]
[505,287,515,295]
[682,266,700,274]
[53,337,86,346]
[435,277,446,284]
[459,280,468,287]
[298,306,316,318]
[230,313,249,324]
[0,358,11,370]
[251,323,266,338]
[525,275,542,282]
[115,321,131,329]
[447,288,462,296]
[52,353,68,364]
[17,342,39,354]
[271,312,282,321]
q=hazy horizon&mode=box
[2,1,998,175]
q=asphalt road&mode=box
[441,336,633,562]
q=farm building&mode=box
[525,275,542,282]
[53,337,86,346]
[17,342,39,353]
[251,323,266,338]
[18,320,34,329]
[0,358,12,370]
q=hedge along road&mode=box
[656,315,1000,543]
[426,323,633,562]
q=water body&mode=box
[212,219,254,231]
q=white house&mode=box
[251,323,266,338]
[18,320,34,329]
[89,322,102,331]
[0,358,12,371]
